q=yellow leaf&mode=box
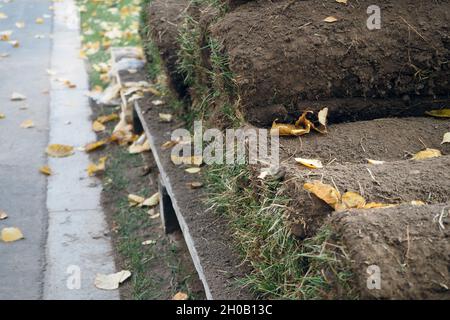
[304,181,341,209]
[1,227,24,242]
[442,132,450,145]
[39,165,52,176]
[35,17,44,24]
[92,120,105,132]
[190,182,204,189]
[46,144,74,157]
[161,140,179,150]
[271,123,310,136]
[410,200,425,206]
[87,157,107,177]
[367,159,385,165]
[341,192,367,210]
[20,119,34,128]
[15,22,25,29]
[172,292,188,300]
[336,0,348,4]
[425,109,450,118]
[159,113,173,122]
[412,148,442,160]
[0,210,8,220]
[186,167,201,174]
[0,113,5,119]
[141,193,159,207]
[324,16,338,23]
[128,194,145,206]
[295,158,323,169]
[128,140,150,154]
[96,113,119,124]
[84,140,107,153]
[0,12,7,20]
[364,202,396,209]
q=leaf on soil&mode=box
[20,119,34,128]
[161,140,179,150]
[46,144,74,157]
[39,165,52,176]
[96,113,119,124]
[412,148,442,160]
[1,227,24,242]
[315,107,328,133]
[323,16,338,23]
[87,157,107,177]
[92,120,106,132]
[152,99,165,106]
[295,158,323,169]
[84,140,107,153]
[425,109,450,118]
[186,167,201,174]
[142,240,156,246]
[367,159,385,165]
[159,113,173,123]
[189,182,204,189]
[340,191,367,210]
[128,139,150,154]
[364,202,397,209]
[304,181,341,209]
[94,270,131,290]
[141,193,160,207]
[128,194,145,206]
[172,292,189,300]
[441,132,450,145]
[0,211,8,220]
[410,200,425,206]
[11,92,26,101]
[336,0,348,4]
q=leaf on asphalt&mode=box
[425,109,450,118]
[412,148,442,160]
[87,157,107,177]
[442,132,450,145]
[295,158,323,169]
[172,292,189,300]
[20,119,34,128]
[0,30,12,41]
[39,165,52,176]
[92,120,106,132]
[141,193,160,207]
[128,194,145,206]
[15,21,25,29]
[304,181,341,209]
[0,12,7,20]
[340,192,367,210]
[367,159,385,165]
[1,227,24,242]
[46,144,74,157]
[96,113,119,124]
[9,40,19,48]
[0,113,5,119]
[94,270,131,290]
[35,17,44,24]
[11,92,26,101]
[159,113,173,123]
[84,140,107,153]
[186,167,201,174]
[324,16,338,23]
[0,211,8,220]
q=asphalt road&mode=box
[0,0,52,299]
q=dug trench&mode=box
[143,0,450,299]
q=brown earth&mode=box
[329,203,450,299]
[211,0,450,126]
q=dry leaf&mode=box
[129,139,150,154]
[425,109,450,118]
[364,202,396,209]
[0,12,7,20]
[411,200,425,206]
[96,113,119,124]
[172,292,188,300]
[92,120,106,132]
[304,181,341,209]
[336,0,348,4]
[189,182,204,189]
[20,119,34,128]
[94,270,131,290]
[341,192,366,210]
[141,193,160,207]
[87,157,107,177]
[142,240,156,246]
[84,140,107,153]
[367,159,385,165]
[412,148,442,160]
[316,107,328,133]
[0,113,5,119]
[0,211,8,220]
[324,16,338,23]
[295,158,323,169]
[161,140,179,150]
[1,227,24,242]
[11,92,26,101]
[46,144,74,157]
[441,132,450,145]
[15,22,25,29]
[35,17,44,24]
[159,113,173,122]
[39,165,52,176]
[128,194,145,206]
[186,167,201,174]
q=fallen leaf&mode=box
[336,0,348,4]
[0,211,8,220]
[84,140,107,152]
[364,202,397,209]
[46,144,74,157]
[87,157,107,177]
[152,99,165,106]
[20,119,34,128]
[15,21,25,29]
[341,192,367,210]
[186,167,201,174]
[142,240,156,246]
[316,107,328,133]
[161,140,179,150]
[324,16,338,23]
[11,92,26,101]
[0,12,7,20]
[425,109,450,118]
[270,111,314,136]
[410,200,425,206]
[128,194,145,206]
[304,181,341,209]
[0,30,12,41]
[412,148,442,160]
[0,113,5,119]
[1,227,24,242]
[35,17,44,24]
[129,139,150,154]
[141,193,159,207]
[94,270,131,290]
[441,132,450,144]
[39,165,52,176]
[9,40,19,47]
[172,292,188,300]
[92,120,105,132]
[159,113,173,122]
[367,159,385,165]
[96,113,119,124]
[295,158,323,169]
[189,182,204,189]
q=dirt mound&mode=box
[283,156,450,239]
[145,0,190,98]
[212,0,450,125]
[330,203,450,299]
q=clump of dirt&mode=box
[211,0,450,126]
[329,203,450,299]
